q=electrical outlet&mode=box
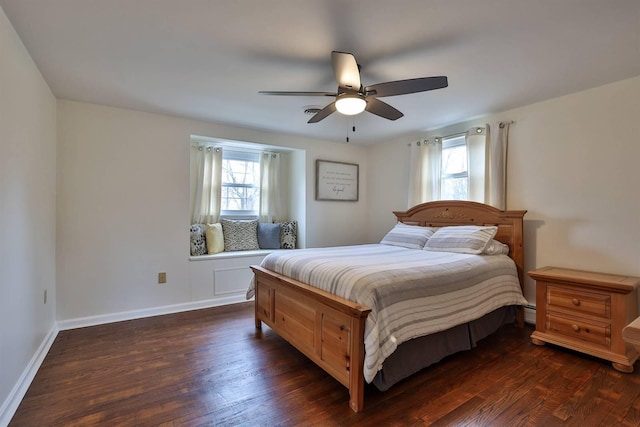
[158,272,167,284]
[44,289,47,304]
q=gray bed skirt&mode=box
[372,305,516,391]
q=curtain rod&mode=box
[408,121,515,146]
[444,130,470,139]
[407,126,484,146]
[194,145,221,152]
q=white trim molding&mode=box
[524,305,536,325]
[0,324,59,427]
[57,294,248,331]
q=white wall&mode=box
[0,6,57,421]
[367,138,412,239]
[56,100,370,321]
[369,76,640,304]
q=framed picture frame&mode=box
[315,159,359,201]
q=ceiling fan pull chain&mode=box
[346,118,350,143]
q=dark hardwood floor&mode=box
[10,302,640,426]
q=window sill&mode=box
[189,249,277,261]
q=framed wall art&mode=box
[315,160,359,201]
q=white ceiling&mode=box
[2,0,639,145]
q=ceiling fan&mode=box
[259,51,448,124]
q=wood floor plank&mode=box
[9,302,640,426]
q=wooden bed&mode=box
[251,200,527,412]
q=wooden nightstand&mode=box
[529,266,640,372]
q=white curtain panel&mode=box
[466,131,487,203]
[407,141,425,207]
[408,139,442,206]
[486,123,509,210]
[191,145,222,224]
[259,152,282,223]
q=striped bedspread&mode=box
[247,244,527,383]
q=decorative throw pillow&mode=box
[257,222,282,249]
[220,219,259,251]
[380,223,435,250]
[424,225,498,254]
[280,221,297,249]
[205,223,225,254]
[190,224,207,256]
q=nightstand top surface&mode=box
[529,266,640,292]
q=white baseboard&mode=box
[0,324,59,427]
[57,294,249,331]
[524,305,536,325]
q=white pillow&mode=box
[424,225,498,254]
[380,223,435,250]
[483,239,509,255]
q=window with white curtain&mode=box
[190,139,284,224]
[407,123,509,209]
[440,135,468,200]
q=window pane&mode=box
[441,177,468,200]
[222,159,259,186]
[222,185,259,211]
[442,145,467,175]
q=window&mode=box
[220,150,260,217]
[440,135,468,200]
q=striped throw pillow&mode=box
[424,225,498,254]
[380,223,435,250]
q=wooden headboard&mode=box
[393,201,527,290]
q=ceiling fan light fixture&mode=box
[335,95,366,115]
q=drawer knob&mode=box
[572,298,580,306]
[572,324,580,332]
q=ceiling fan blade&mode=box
[365,76,448,97]
[365,98,404,121]
[259,91,336,97]
[307,102,336,123]
[331,51,361,90]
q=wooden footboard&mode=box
[251,265,372,412]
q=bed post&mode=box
[348,314,367,412]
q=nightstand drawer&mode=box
[547,285,610,319]
[546,313,611,347]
